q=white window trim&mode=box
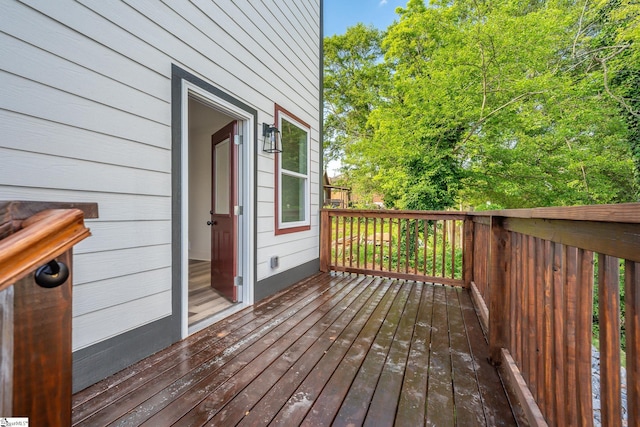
[277,110,311,232]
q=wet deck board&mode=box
[72,273,518,426]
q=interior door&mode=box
[209,121,237,302]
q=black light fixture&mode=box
[262,123,282,153]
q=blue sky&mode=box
[323,0,406,36]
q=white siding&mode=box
[0,0,320,351]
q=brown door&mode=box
[209,121,237,302]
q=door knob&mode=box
[207,220,217,226]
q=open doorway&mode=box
[187,96,238,329]
[173,68,256,340]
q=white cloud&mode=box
[379,0,388,5]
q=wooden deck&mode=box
[72,273,521,426]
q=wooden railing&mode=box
[0,201,96,426]
[320,204,640,427]
[320,209,470,287]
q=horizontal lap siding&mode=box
[247,0,321,280]
[1,0,320,352]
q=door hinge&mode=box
[234,134,242,145]
[234,205,243,215]
[234,276,243,287]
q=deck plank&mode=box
[71,272,329,413]
[212,277,393,426]
[425,285,455,426]
[332,281,413,426]
[74,273,352,426]
[363,282,423,426]
[118,275,370,426]
[159,275,381,426]
[72,273,519,427]
[458,285,520,425]
[296,277,397,426]
[233,277,401,427]
[267,281,411,426]
[395,284,435,427]
[446,285,487,426]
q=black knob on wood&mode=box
[35,260,69,288]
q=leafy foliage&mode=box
[324,0,638,209]
[323,24,388,165]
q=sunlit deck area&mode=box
[71,272,521,426]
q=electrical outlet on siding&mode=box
[270,256,279,269]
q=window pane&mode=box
[281,119,307,174]
[281,174,306,223]
[214,139,230,215]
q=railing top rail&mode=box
[321,208,467,220]
[467,202,640,223]
[0,201,97,291]
[322,202,640,223]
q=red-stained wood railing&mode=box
[320,203,640,427]
[468,203,640,427]
[0,201,96,426]
[320,209,469,287]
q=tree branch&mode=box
[458,91,546,149]
[572,0,590,59]
[596,44,640,118]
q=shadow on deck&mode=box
[72,272,523,426]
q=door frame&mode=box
[179,79,255,338]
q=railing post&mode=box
[13,249,73,425]
[489,216,510,364]
[463,216,474,288]
[0,286,13,414]
[0,200,96,426]
[320,209,330,272]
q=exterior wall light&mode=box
[262,123,282,153]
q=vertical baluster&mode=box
[542,240,555,421]
[396,217,402,274]
[363,217,368,270]
[441,220,447,278]
[577,250,594,426]
[404,218,409,274]
[626,261,640,426]
[388,216,393,272]
[599,254,622,426]
[380,217,384,271]
[463,218,474,288]
[331,215,340,266]
[356,216,362,269]
[564,246,579,426]
[414,219,419,275]
[423,219,428,277]
[432,220,437,277]
[349,215,354,268]
[341,214,347,267]
[372,217,377,272]
[526,236,536,395]
[512,233,520,367]
[521,234,529,381]
[552,242,566,424]
[451,220,456,279]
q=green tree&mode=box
[323,24,388,165]
[325,0,637,209]
[592,0,640,199]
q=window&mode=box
[275,105,311,234]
